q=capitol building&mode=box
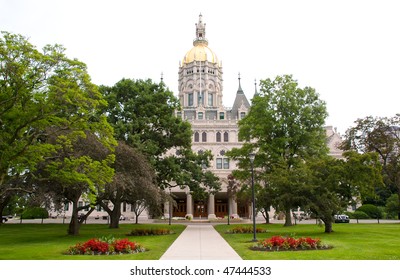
[56,15,342,221]
[163,14,342,220]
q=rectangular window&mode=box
[198,112,203,120]
[240,112,246,119]
[198,92,203,105]
[223,158,230,169]
[64,204,69,211]
[188,93,193,106]
[219,112,225,120]
[208,93,213,106]
[216,158,222,169]
[78,201,83,208]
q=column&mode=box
[164,202,170,219]
[208,193,216,219]
[230,197,239,218]
[186,192,193,219]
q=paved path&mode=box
[160,224,242,260]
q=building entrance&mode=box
[215,199,228,218]
[193,201,207,218]
[237,201,250,218]
[173,199,186,217]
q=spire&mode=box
[253,79,259,97]
[237,73,244,94]
[194,13,208,46]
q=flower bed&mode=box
[127,228,175,236]
[226,225,267,234]
[251,236,331,251]
[67,236,145,255]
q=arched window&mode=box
[194,132,199,142]
[202,132,207,142]
[216,132,221,142]
[188,93,193,106]
[208,93,213,106]
[224,132,229,142]
[198,91,204,105]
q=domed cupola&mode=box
[182,14,220,65]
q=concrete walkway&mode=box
[160,224,242,260]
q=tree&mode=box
[306,151,382,233]
[35,131,115,235]
[0,32,115,225]
[100,79,220,197]
[97,142,158,227]
[228,75,328,226]
[341,115,400,219]
[385,194,399,219]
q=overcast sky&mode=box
[1,0,399,134]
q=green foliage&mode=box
[351,210,370,220]
[21,207,49,219]
[357,204,383,219]
[226,226,267,234]
[228,74,328,226]
[127,228,175,236]
[385,194,400,219]
[100,78,220,194]
[341,115,400,218]
[0,31,116,223]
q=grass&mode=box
[0,223,186,260]
[214,223,400,260]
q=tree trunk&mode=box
[284,209,293,226]
[0,195,11,225]
[135,214,139,224]
[99,200,121,229]
[109,206,121,229]
[323,219,333,233]
[68,200,80,235]
[262,209,270,224]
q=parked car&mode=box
[1,216,8,223]
[334,214,350,223]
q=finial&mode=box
[237,72,243,93]
[161,72,164,82]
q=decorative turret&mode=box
[194,13,208,46]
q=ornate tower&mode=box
[178,14,224,121]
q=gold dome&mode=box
[183,42,219,65]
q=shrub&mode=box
[67,237,144,255]
[21,207,49,219]
[357,204,383,219]
[352,210,369,220]
[128,228,174,236]
[226,226,267,234]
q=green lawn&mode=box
[0,223,186,260]
[214,223,400,260]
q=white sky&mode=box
[1,0,399,134]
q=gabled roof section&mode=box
[230,74,250,120]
